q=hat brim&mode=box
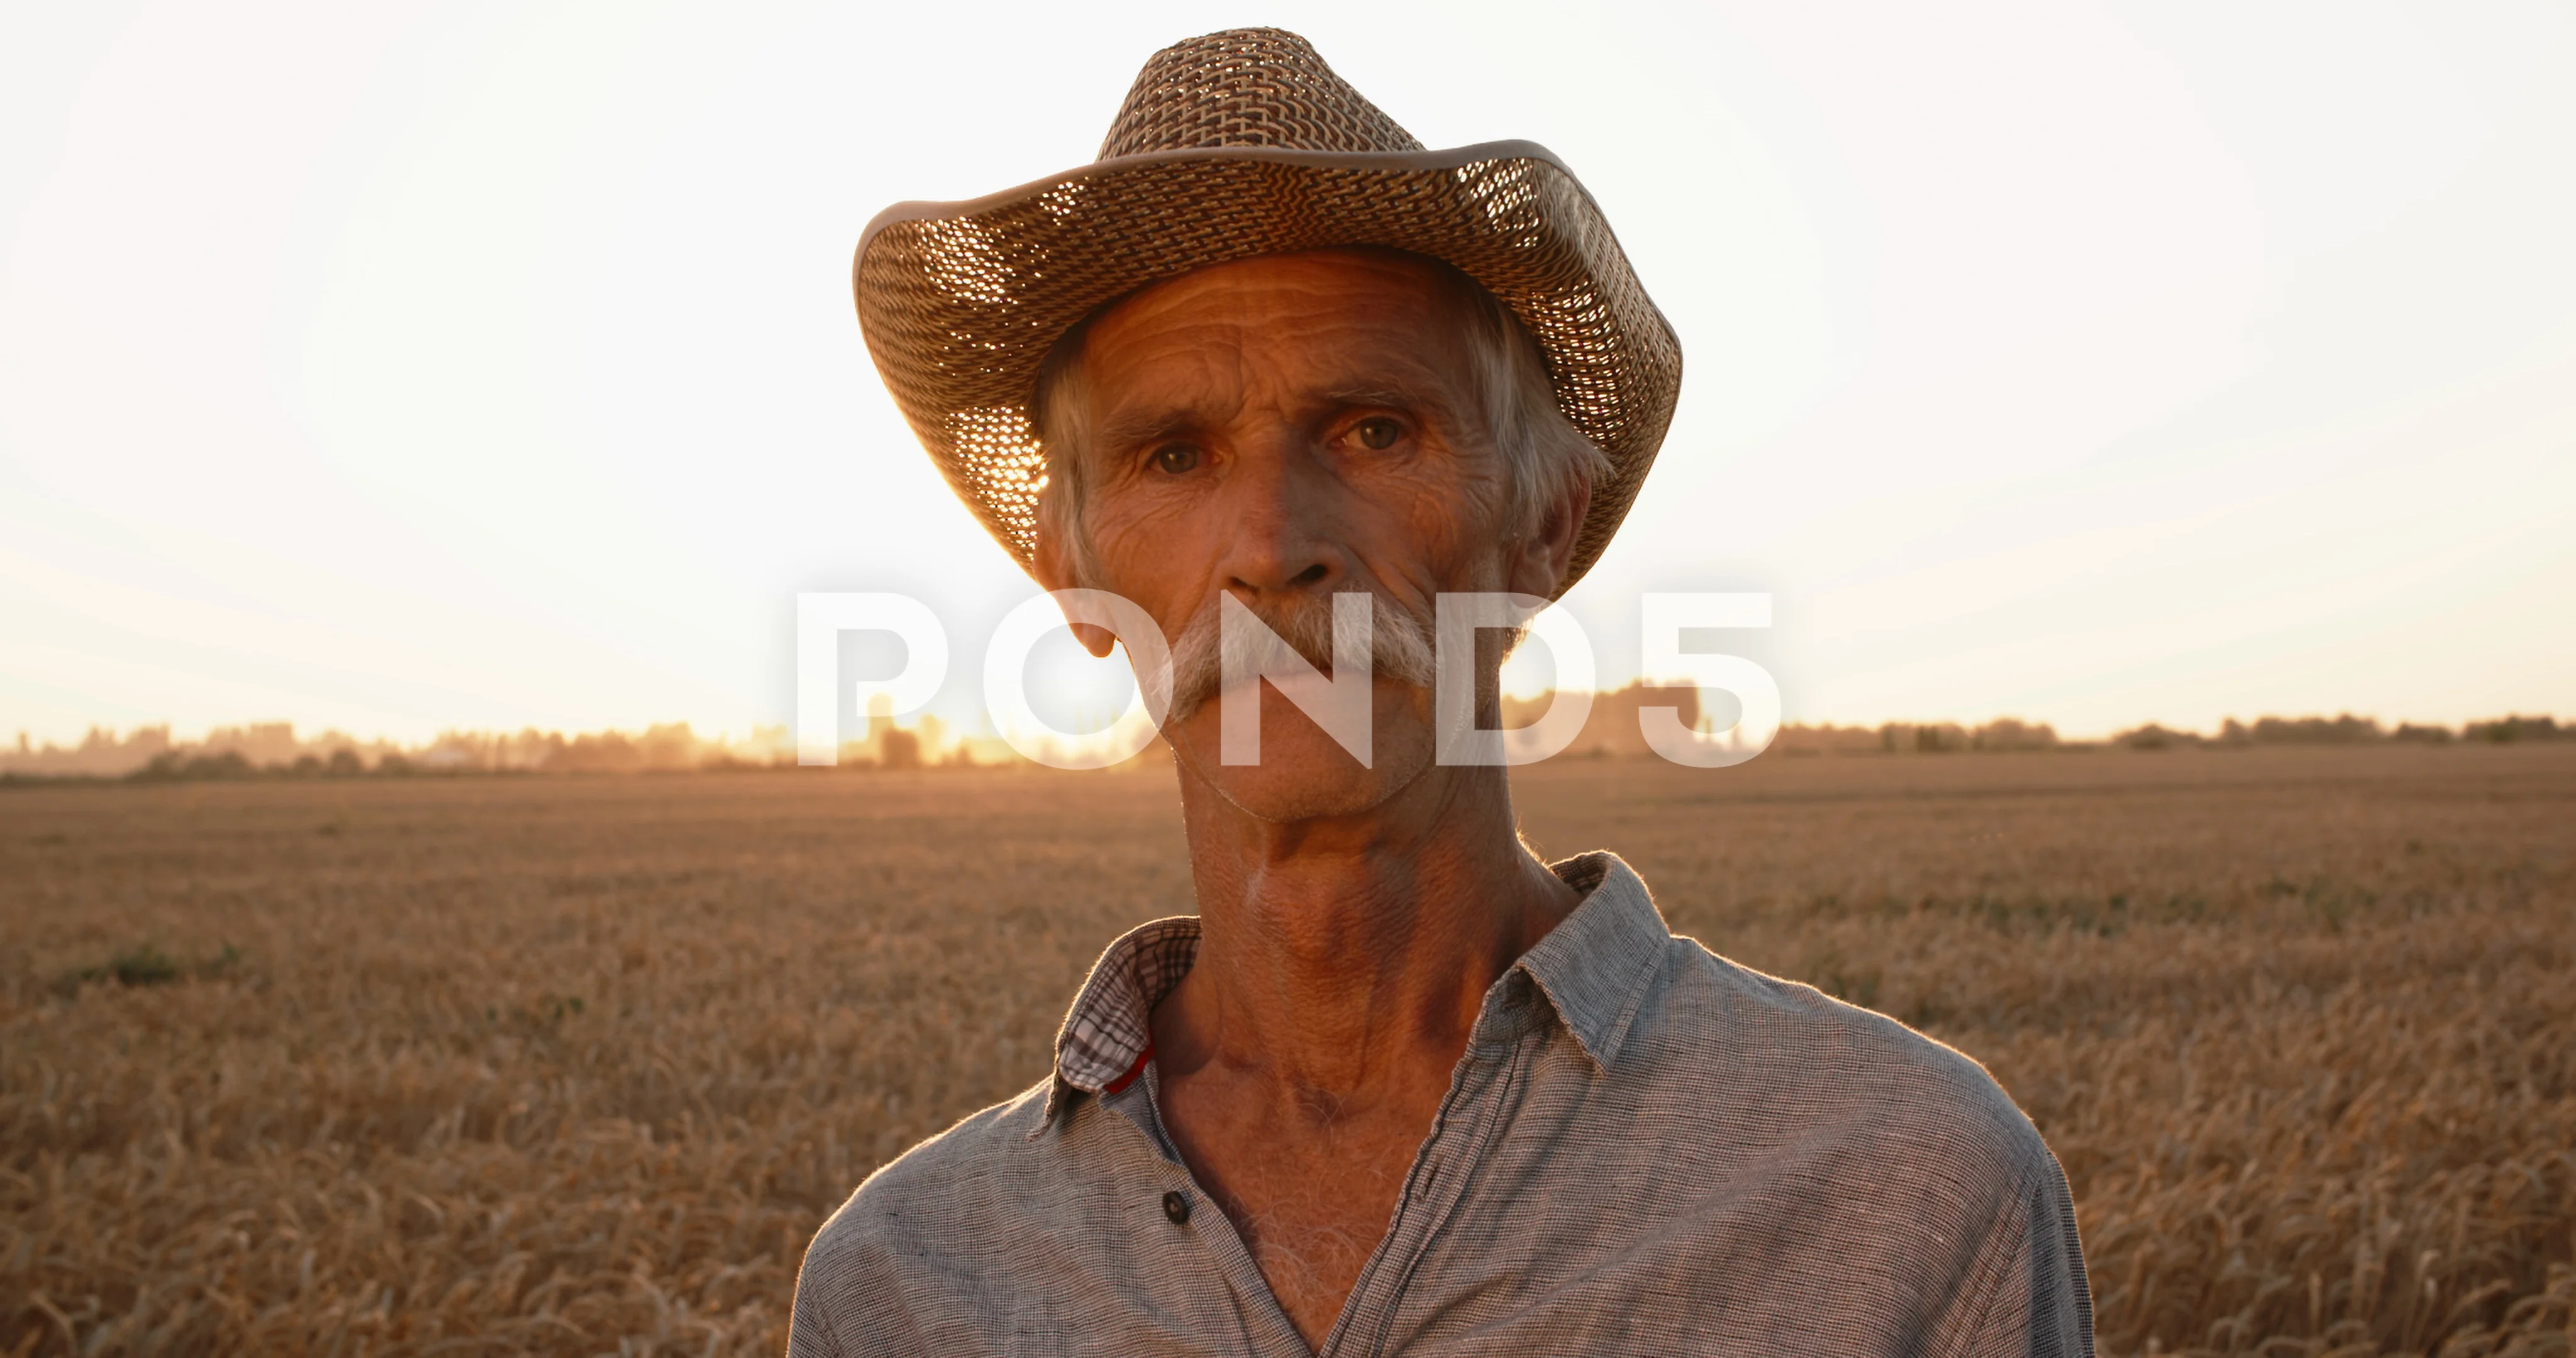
[853,139,1680,597]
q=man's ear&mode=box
[1507,473,1593,600]
[1031,523,1118,658]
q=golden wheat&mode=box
[3,746,2570,1355]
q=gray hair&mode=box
[1031,253,1611,578]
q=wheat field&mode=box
[3,745,2571,1355]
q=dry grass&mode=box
[3,745,2570,1355]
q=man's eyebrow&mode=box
[1093,406,1208,453]
[1316,385,1428,412]
[1314,382,1466,428]
[1089,378,1465,452]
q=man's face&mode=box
[1038,249,1565,820]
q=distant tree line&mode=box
[5,707,2565,784]
[1765,718,2062,755]
[2109,713,2565,750]
[0,714,1014,783]
[1743,712,2566,756]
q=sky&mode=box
[3,0,2570,748]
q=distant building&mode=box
[1499,682,1702,759]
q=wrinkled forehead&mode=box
[1075,248,1483,422]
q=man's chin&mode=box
[1162,695,1438,824]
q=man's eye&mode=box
[1150,444,1201,475]
[1353,418,1402,451]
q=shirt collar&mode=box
[1506,851,1674,1071]
[1043,915,1201,1126]
[1040,851,1672,1127]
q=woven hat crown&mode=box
[1099,29,1426,159]
[853,27,1682,595]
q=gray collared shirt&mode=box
[791,853,2093,1356]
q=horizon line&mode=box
[6,700,2565,780]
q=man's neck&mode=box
[1144,739,1583,1348]
[1152,759,1579,1098]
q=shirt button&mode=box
[1162,1190,1192,1225]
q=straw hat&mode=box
[853,27,1680,596]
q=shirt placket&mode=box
[1099,1066,1313,1357]
[1322,984,1540,1358]
[1090,978,1544,1358]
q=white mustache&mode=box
[1167,589,1437,721]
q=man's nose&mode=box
[1214,441,1348,601]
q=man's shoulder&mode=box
[803,1078,1053,1271]
[793,1076,1060,1342]
[1642,934,2050,1178]
[790,1074,1185,1354]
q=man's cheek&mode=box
[1379,468,1502,551]
[1097,505,1202,575]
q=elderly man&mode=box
[794,29,2092,1358]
